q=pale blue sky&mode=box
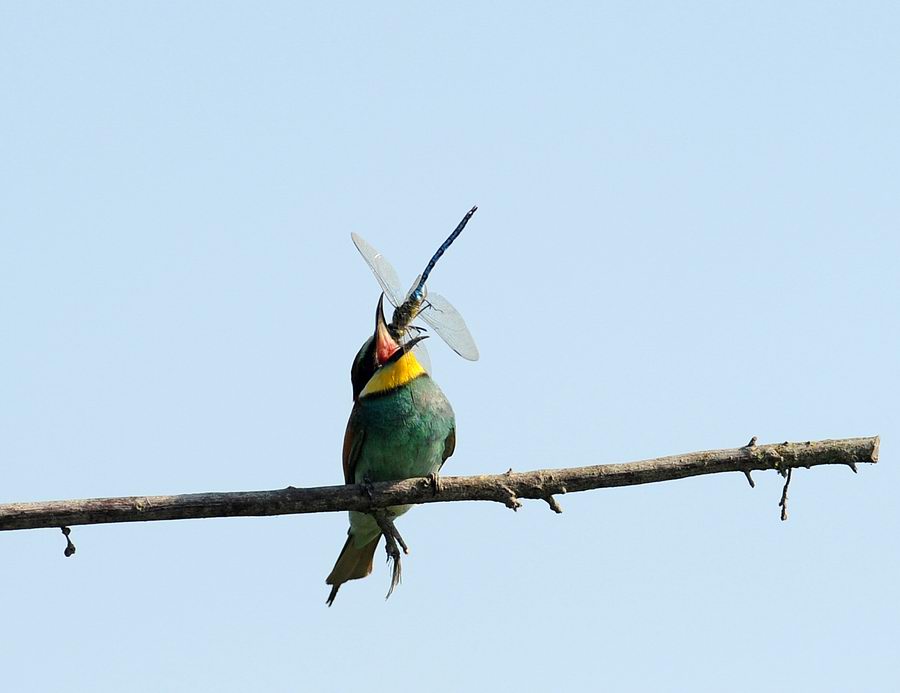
[1,2,898,691]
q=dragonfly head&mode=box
[350,294,428,401]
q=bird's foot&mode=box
[375,511,409,555]
[426,471,443,496]
[372,509,408,599]
[360,473,375,500]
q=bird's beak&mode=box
[374,294,400,366]
[374,294,429,367]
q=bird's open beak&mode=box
[374,294,401,366]
[374,294,428,367]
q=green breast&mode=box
[351,374,455,484]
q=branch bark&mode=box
[0,436,878,532]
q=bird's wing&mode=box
[342,407,366,485]
[440,426,456,471]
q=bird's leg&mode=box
[373,509,409,554]
[360,472,375,500]
[392,526,409,555]
[372,509,409,599]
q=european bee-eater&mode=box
[325,295,456,605]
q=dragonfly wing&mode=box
[411,339,432,374]
[418,292,479,361]
[350,233,407,308]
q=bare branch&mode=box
[0,436,878,532]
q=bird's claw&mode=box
[426,472,443,496]
[372,509,407,599]
[360,473,375,500]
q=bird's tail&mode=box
[325,531,381,606]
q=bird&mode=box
[325,294,456,605]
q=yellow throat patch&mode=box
[361,350,427,397]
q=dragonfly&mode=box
[351,206,480,363]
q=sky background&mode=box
[1,2,898,691]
